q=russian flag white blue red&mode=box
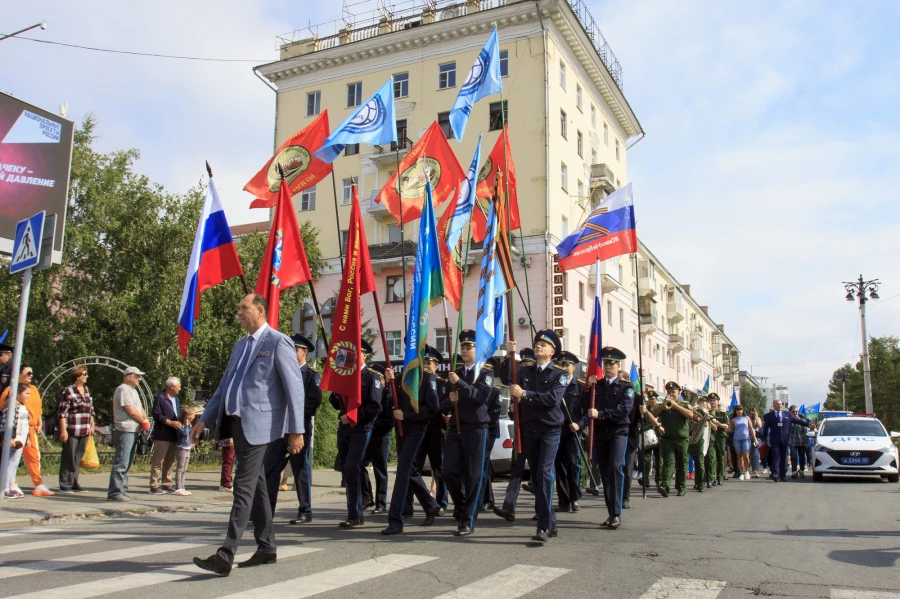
[177,174,243,358]
[556,183,637,272]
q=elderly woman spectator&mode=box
[57,366,94,493]
[149,377,182,494]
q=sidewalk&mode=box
[0,469,347,530]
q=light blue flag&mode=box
[629,362,640,393]
[446,135,482,253]
[449,27,502,142]
[701,375,711,395]
[474,198,510,379]
[313,78,397,164]
[729,388,739,411]
[0,330,7,344]
[798,404,807,416]
[808,403,820,416]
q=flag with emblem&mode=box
[313,78,396,164]
[320,185,376,425]
[244,111,333,209]
[630,362,641,393]
[448,26,502,142]
[474,195,511,380]
[254,176,313,328]
[401,182,444,411]
[471,125,520,242]
[374,120,464,223]
[557,183,637,271]
[701,375,711,396]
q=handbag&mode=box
[80,435,100,469]
[136,430,154,456]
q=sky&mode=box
[3,1,898,403]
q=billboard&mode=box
[0,92,74,262]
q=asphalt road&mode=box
[1,474,898,599]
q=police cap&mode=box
[291,334,315,352]
[361,339,374,355]
[600,346,626,363]
[556,351,579,366]
[458,329,476,347]
[520,348,536,363]
[423,345,443,364]
[533,329,561,355]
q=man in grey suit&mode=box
[191,294,306,577]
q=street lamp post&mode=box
[0,21,46,43]
[843,274,880,414]
[840,369,848,412]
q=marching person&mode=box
[479,357,504,512]
[640,391,663,489]
[381,345,443,535]
[652,382,697,498]
[330,339,384,526]
[587,347,634,529]
[499,330,566,543]
[622,386,647,508]
[443,330,493,536]
[263,334,322,524]
[707,393,729,486]
[687,395,710,493]
[191,294,306,577]
[361,363,393,515]
[761,399,814,482]
[416,376,450,515]
[553,351,587,513]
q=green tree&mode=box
[824,336,900,432]
[739,382,766,417]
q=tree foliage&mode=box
[739,382,766,417]
[825,336,900,432]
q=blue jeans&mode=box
[790,445,807,472]
[107,430,138,498]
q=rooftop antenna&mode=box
[342,0,354,30]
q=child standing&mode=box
[2,384,31,499]
[172,406,194,496]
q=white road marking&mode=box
[638,577,726,599]
[432,564,570,599]
[0,541,206,580]
[217,553,439,599]
[0,533,135,556]
[832,591,900,599]
[4,546,321,599]
[0,528,63,538]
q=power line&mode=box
[3,34,269,62]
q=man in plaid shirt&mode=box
[57,366,95,493]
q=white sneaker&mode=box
[218,486,233,493]
[743,473,749,480]
[172,489,192,496]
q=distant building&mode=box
[761,384,790,409]
[739,370,759,388]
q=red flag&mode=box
[320,185,375,425]
[244,112,333,209]
[374,121,465,223]
[253,178,313,328]
[471,125,520,242]
[436,192,465,311]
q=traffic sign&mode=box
[10,211,45,274]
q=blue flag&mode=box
[449,27,502,142]
[446,136,482,253]
[808,403,820,416]
[474,198,510,379]
[313,78,397,164]
[0,330,7,344]
[729,388,738,410]
[799,404,807,416]
[629,362,640,393]
[701,375,711,395]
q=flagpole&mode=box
[441,298,462,434]
[207,161,250,294]
[588,257,600,465]
[496,176,522,454]
[395,148,409,331]
[632,251,648,499]
[329,171,345,271]
[371,287,403,437]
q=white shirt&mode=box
[605,376,617,384]
[225,323,269,417]
[535,361,551,372]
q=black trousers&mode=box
[263,425,314,517]
[416,424,448,508]
[502,450,529,513]
[555,431,583,507]
[481,434,498,507]
[388,426,439,528]
[361,432,390,509]
[338,425,372,520]
[217,417,275,565]
[58,434,89,491]
[621,434,640,501]
[595,425,629,518]
[522,427,561,533]
[444,427,488,529]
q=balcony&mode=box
[589,258,621,293]
[637,259,657,298]
[667,333,685,352]
[689,330,704,364]
[363,190,393,221]
[590,163,616,199]
[639,296,658,335]
[665,287,685,323]
[712,342,722,357]
[369,140,410,169]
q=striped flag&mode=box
[474,194,510,380]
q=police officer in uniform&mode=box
[443,330,494,536]
[652,382,698,497]
[480,356,503,511]
[553,351,587,512]
[361,363,394,514]
[0,343,13,397]
[263,334,322,523]
[586,347,634,529]
[621,386,647,509]
[330,339,384,527]
[499,330,566,543]
[417,372,451,515]
[381,345,443,535]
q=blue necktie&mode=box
[226,337,255,415]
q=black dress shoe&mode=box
[437,507,446,516]
[622,499,631,509]
[522,482,535,494]
[381,525,403,535]
[193,554,231,577]
[422,511,437,526]
[600,517,611,527]
[779,477,787,482]
[772,477,779,483]
[237,550,277,568]
[531,514,539,521]
[586,486,601,496]
[532,529,549,543]
[362,500,375,509]
[371,507,386,515]
[290,514,311,524]
[452,510,462,521]
[608,516,621,530]
[339,518,364,528]
[481,502,494,512]
[706,482,712,489]
[493,506,516,522]
[553,505,572,513]
[676,489,686,496]
[657,486,669,498]
[455,526,473,536]
[548,528,558,538]
[571,501,580,512]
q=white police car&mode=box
[809,416,900,482]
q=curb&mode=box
[0,517,37,531]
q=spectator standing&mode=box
[0,365,52,496]
[107,367,149,501]
[173,406,195,496]
[2,384,31,498]
[150,377,182,494]
[0,342,13,396]
[57,366,94,493]
[789,405,808,479]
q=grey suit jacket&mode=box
[201,326,305,446]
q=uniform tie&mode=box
[227,337,255,416]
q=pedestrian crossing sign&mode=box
[9,211,45,274]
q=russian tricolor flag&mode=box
[177,171,244,358]
[556,183,637,272]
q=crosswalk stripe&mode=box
[0,541,206,580]
[0,533,135,556]
[0,528,63,538]
[4,546,321,599]
[431,564,570,599]
[832,591,900,599]
[638,578,726,599]
[217,553,439,599]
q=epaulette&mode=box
[481,363,494,371]
[577,378,586,384]
[366,367,384,379]
[553,364,566,371]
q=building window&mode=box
[387,223,401,243]
[560,162,568,191]
[340,230,349,249]
[500,50,509,77]
[577,130,583,158]
[341,177,358,205]
[619,307,625,332]
[576,84,583,111]
[559,59,566,89]
[603,122,609,146]
[591,146,598,165]
[560,109,567,139]
[438,112,453,139]
[394,119,408,150]
[579,335,586,357]
[579,281,585,310]
[561,328,569,351]
[386,275,403,303]
[393,72,409,98]
[439,62,456,89]
[489,101,507,131]
[607,300,613,325]
[306,91,321,117]
[344,143,359,156]
[347,82,362,108]
[577,180,584,201]
[616,139,621,161]
[633,330,638,350]
[299,187,316,211]
[385,330,402,357]
[561,215,568,238]
[591,104,596,129]
[435,328,452,355]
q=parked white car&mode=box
[809,416,900,482]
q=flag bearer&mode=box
[480,356,504,512]
[361,363,393,514]
[553,351,588,513]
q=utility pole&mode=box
[843,275,879,414]
[840,369,848,412]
